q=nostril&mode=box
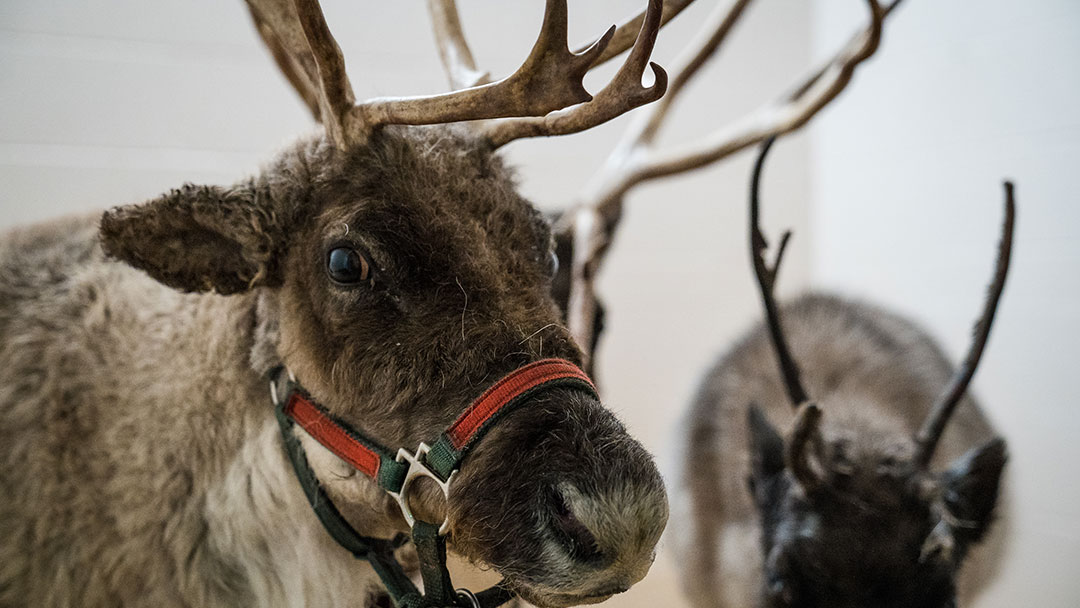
[551,487,604,563]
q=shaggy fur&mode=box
[669,294,1008,608]
[0,126,667,608]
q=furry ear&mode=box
[748,404,786,486]
[941,437,1007,544]
[100,183,283,294]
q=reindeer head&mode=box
[746,405,1006,608]
[743,139,1014,608]
[98,1,671,605]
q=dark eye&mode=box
[327,247,371,284]
[547,249,560,276]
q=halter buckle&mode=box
[455,588,481,608]
[387,442,457,536]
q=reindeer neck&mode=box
[151,290,390,606]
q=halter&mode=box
[269,359,597,608]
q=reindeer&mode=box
[670,136,1014,608]
[0,2,679,606]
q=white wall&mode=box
[810,1,1080,606]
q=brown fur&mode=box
[0,126,667,607]
[670,293,1008,608]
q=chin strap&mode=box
[269,359,596,608]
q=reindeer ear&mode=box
[748,404,786,483]
[100,183,283,295]
[941,437,1007,543]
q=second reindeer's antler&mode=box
[561,0,904,366]
[749,136,824,491]
[914,184,1015,468]
[245,0,668,151]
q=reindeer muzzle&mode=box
[269,359,596,608]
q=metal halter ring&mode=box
[455,588,481,608]
[386,442,457,535]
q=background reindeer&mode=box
[669,136,1013,608]
[0,1,678,606]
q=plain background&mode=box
[1,1,1077,606]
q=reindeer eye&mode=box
[327,247,371,284]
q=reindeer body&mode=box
[0,127,668,608]
[671,293,1007,608]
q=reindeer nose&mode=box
[548,482,666,581]
[551,487,605,563]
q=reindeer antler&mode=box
[480,0,668,148]
[914,183,1016,468]
[573,0,698,67]
[426,0,491,91]
[247,0,668,151]
[750,136,808,408]
[423,0,669,147]
[562,0,902,364]
[750,137,824,491]
[245,0,323,121]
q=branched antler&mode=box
[246,0,668,150]
[482,0,668,147]
[751,137,823,492]
[750,137,808,408]
[914,182,1016,468]
[561,0,903,368]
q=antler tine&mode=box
[292,0,356,149]
[246,0,322,121]
[914,182,1016,468]
[750,137,810,408]
[573,0,699,68]
[345,0,616,138]
[482,0,668,148]
[633,0,755,148]
[786,403,825,491]
[426,0,491,90]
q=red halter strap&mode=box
[276,358,596,495]
[445,358,594,450]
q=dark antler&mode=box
[914,182,1016,468]
[786,403,824,491]
[750,136,824,490]
[750,136,809,407]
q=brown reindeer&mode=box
[0,2,675,607]
[670,137,1013,608]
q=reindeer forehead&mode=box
[313,127,550,289]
